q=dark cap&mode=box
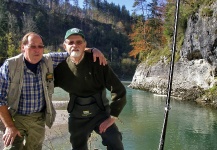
[64,28,85,39]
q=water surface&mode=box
[49,82,217,150]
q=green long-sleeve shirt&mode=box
[54,52,126,117]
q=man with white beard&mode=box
[0,31,107,150]
[54,28,126,150]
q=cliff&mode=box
[129,2,217,108]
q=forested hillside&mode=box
[0,0,140,79]
[1,0,212,79]
[1,0,132,56]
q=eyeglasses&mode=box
[26,45,45,49]
[65,40,84,46]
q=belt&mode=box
[75,96,96,105]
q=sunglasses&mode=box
[26,45,45,49]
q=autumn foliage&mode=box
[129,0,167,59]
[128,18,151,58]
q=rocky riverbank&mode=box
[129,59,217,109]
[0,108,103,150]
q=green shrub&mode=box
[201,7,213,17]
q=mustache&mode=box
[68,47,78,55]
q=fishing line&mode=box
[158,0,180,149]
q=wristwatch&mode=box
[91,47,95,53]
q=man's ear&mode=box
[21,44,25,53]
[63,43,66,50]
[84,41,87,47]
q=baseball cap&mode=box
[64,28,85,39]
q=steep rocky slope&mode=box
[130,2,217,108]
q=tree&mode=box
[22,13,38,34]
[133,0,147,16]
[72,0,79,15]
[6,32,19,57]
[145,0,166,48]
[7,12,20,54]
[83,0,92,19]
[0,0,8,58]
[148,0,160,18]
[129,0,166,59]
[0,0,8,35]
[129,16,149,58]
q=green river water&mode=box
[46,81,217,150]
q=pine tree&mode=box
[0,0,9,59]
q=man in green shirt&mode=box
[54,28,126,150]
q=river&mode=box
[49,81,217,150]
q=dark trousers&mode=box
[68,113,124,150]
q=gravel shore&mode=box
[0,110,104,150]
[43,110,104,150]
[0,110,69,150]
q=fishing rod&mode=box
[158,0,180,150]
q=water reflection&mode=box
[50,83,217,150]
[162,99,217,150]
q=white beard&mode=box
[70,51,82,58]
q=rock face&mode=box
[130,59,214,98]
[181,2,217,65]
[130,2,217,106]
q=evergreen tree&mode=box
[0,0,8,59]
[133,0,147,16]
[22,13,38,34]
[83,0,91,19]
[6,32,19,57]
[148,0,159,18]
[72,0,79,15]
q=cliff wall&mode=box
[130,2,217,107]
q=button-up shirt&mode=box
[0,52,68,114]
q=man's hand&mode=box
[99,116,117,134]
[3,126,22,147]
[92,48,107,66]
